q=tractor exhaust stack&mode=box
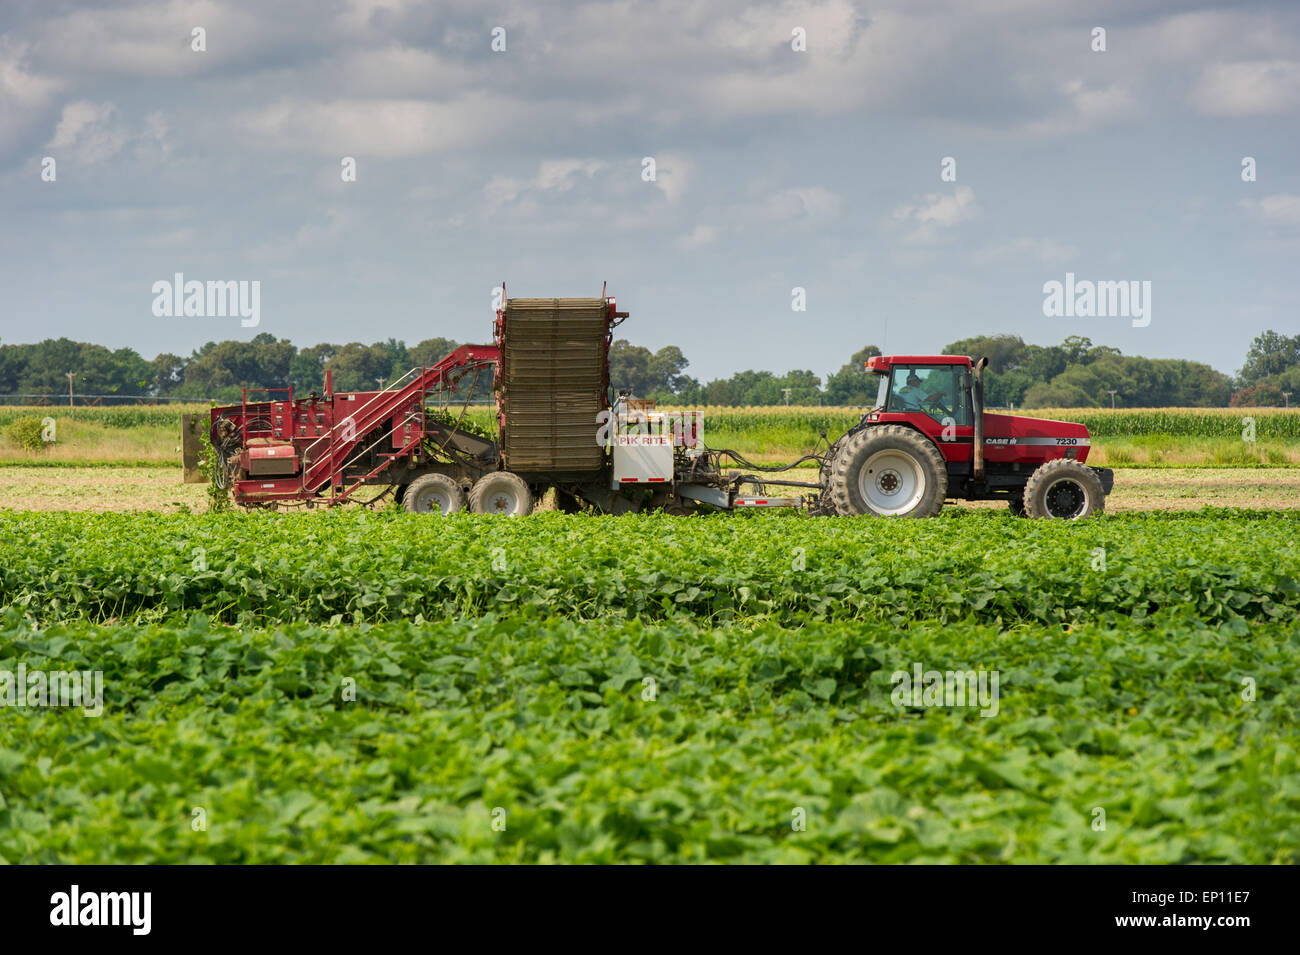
[972,356,988,482]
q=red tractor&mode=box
[813,355,1113,518]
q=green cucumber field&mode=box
[1,509,1297,863]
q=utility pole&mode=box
[1284,392,1293,409]
[66,371,77,407]
[1106,389,1117,409]
[376,376,387,390]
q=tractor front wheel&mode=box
[470,471,534,516]
[827,425,947,518]
[1023,459,1104,519]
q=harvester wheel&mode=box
[827,425,947,518]
[555,489,585,514]
[649,488,700,515]
[1023,459,1104,520]
[470,471,534,516]
[403,474,466,515]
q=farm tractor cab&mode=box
[205,292,1112,519]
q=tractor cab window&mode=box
[886,365,970,425]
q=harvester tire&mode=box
[470,471,534,516]
[555,489,585,513]
[827,425,947,518]
[1023,459,1104,520]
[403,474,466,515]
[647,489,699,515]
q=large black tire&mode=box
[812,433,850,515]
[1023,459,1105,519]
[555,489,585,514]
[827,425,947,517]
[647,489,700,515]
[403,474,466,515]
[469,471,534,516]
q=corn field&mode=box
[4,403,1297,449]
[0,405,211,430]
[656,405,1299,442]
[1020,408,1300,439]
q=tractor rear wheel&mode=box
[1023,459,1104,519]
[403,474,466,515]
[827,425,947,518]
[470,471,534,516]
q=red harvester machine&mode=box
[208,290,1113,519]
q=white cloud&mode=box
[699,7,919,118]
[36,0,266,77]
[892,185,978,244]
[47,101,127,163]
[678,225,717,249]
[649,152,693,203]
[0,39,58,106]
[0,39,61,150]
[535,159,605,192]
[43,101,172,165]
[1239,194,1300,226]
[136,112,173,163]
[751,186,840,222]
[1066,80,1135,123]
[484,159,606,207]
[236,95,519,158]
[1020,79,1136,136]
[708,0,861,57]
[1193,60,1300,116]
[331,44,469,97]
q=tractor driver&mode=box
[895,371,932,412]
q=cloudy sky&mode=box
[1,0,1297,384]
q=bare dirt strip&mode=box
[1,466,1297,514]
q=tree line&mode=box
[0,335,477,403]
[615,332,1297,408]
[0,330,1295,408]
[936,332,1298,408]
